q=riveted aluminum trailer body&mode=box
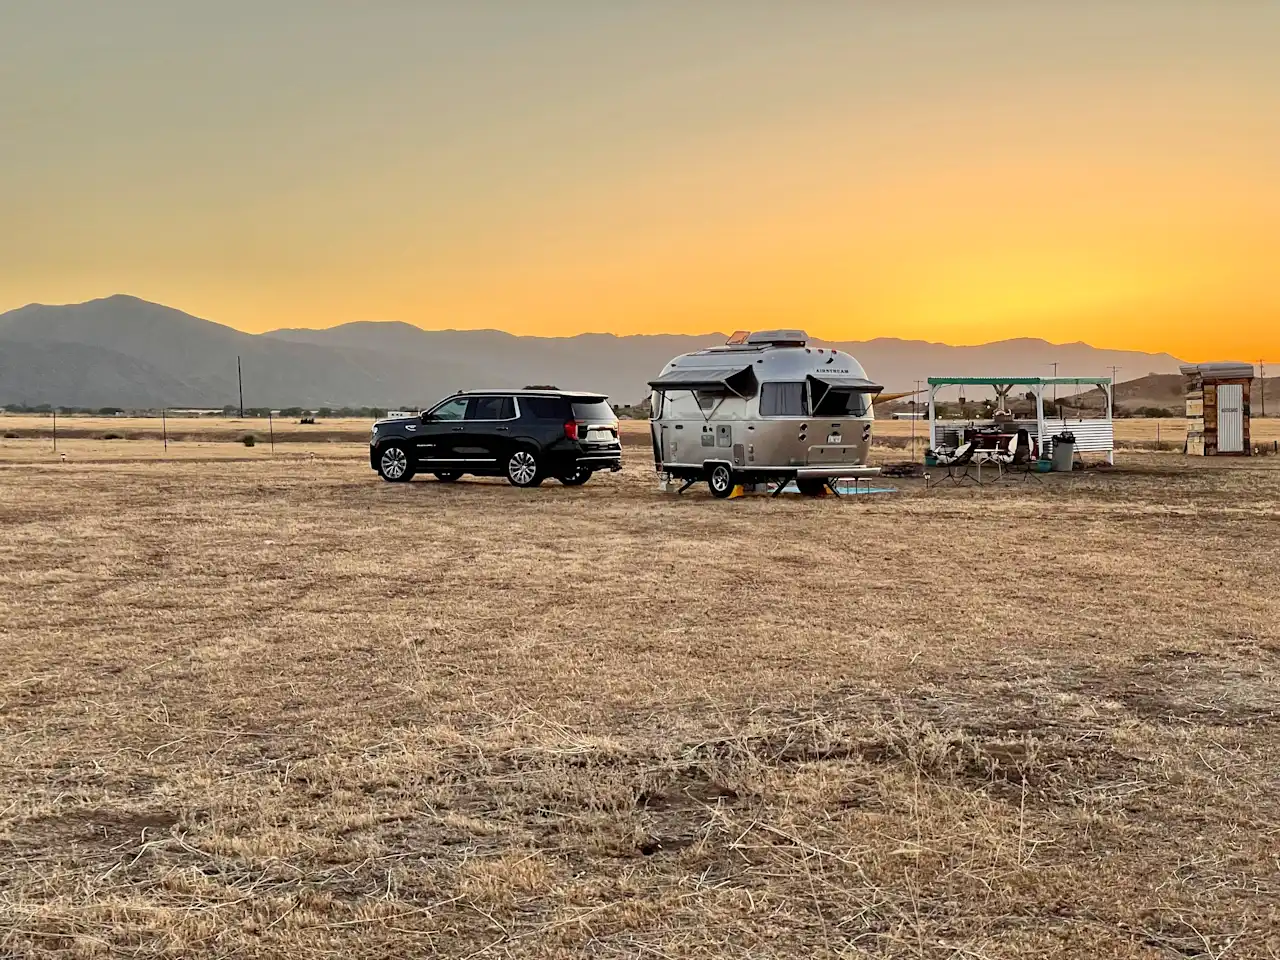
[648,331,883,489]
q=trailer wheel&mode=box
[796,478,829,497]
[707,463,734,498]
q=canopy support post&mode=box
[1035,385,1046,458]
[927,385,937,452]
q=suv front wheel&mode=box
[506,448,544,488]
[377,444,415,483]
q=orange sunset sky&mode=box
[2,2,1277,360]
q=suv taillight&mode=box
[564,421,580,441]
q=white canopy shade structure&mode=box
[926,376,1115,465]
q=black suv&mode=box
[370,389,622,487]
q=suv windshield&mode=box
[429,397,469,420]
[570,399,615,422]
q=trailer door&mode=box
[650,391,664,467]
[1217,384,1243,453]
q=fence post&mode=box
[52,408,57,454]
[162,408,168,453]
[269,411,275,454]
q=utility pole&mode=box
[912,379,923,460]
[237,356,244,419]
[1048,362,1059,409]
[1260,360,1266,418]
[1108,366,1121,419]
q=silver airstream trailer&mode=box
[648,330,883,497]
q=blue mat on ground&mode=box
[775,481,898,495]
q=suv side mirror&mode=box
[420,411,434,422]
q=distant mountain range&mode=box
[1065,373,1280,415]
[0,295,1190,409]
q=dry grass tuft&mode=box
[1,449,1278,957]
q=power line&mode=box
[912,378,923,460]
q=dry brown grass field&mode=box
[2,440,1279,958]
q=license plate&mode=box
[826,434,841,444]
[587,429,614,443]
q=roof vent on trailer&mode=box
[745,329,808,347]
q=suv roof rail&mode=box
[523,384,559,390]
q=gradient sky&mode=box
[2,2,1277,358]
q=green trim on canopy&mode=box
[926,377,1112,387]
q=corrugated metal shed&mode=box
[1180,362,1255,380]
[1040,419,1115,456]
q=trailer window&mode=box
[694,391,723,414]
[760,382,808,417]
[813,389,869,418]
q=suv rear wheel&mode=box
[377,444,414,483]
[506,448,544,488]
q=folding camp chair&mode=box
[993,429,1040,482]
[927,441,979,485]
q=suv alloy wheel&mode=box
[507,448,543,487]
[378,444,414,482]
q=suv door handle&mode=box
[496,426,510,431]
[451,426,464,432]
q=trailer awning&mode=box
[648,365,758,397]
[807,374,884,394]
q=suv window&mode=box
[760,382,808,417]
[429,397,469,421]
[570,399,615,422]
[468,395,515,420]
[521,396,567,420]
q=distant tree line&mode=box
[1114,406,1178,419]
